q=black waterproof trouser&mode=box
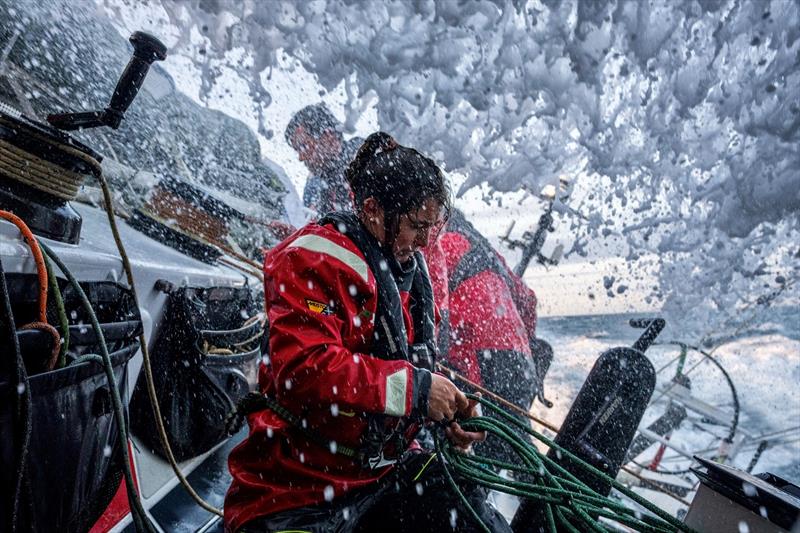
[239,451,512,533]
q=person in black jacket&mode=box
[285,103,360,215]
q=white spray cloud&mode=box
[94,0,799,334]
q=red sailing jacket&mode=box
[432,212,538,386]
[224,221,430,533]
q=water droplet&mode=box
[415,482,424,495]
[348,284,357,296]
[329,441,338,453]
[742,482,757,497]
[332,385,338,395]
[324,485,335,501]
[299,453,305,463]
[331,404,339,416]
[285,379,293,390]
[266,427,274,438]
[70,310,78,320]
[103,445,112,457]
[16,383,25,395]
[353,316,362,327]
[379,260,388,271]
[307,280,315,290]
[449,508,458,528]
[279,283,286,292]
[342,507,350,520]
[738,521,750,533]
[352,354,360,363]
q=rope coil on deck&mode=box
[437,394,697,533]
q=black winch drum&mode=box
[0,110,101,244]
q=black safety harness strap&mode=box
[226,392,360,460]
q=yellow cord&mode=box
[0,137,85,199]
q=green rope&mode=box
[435,394,696,533]
[38,241,156,533]
[674,342,688,377]
[69,353,104,366]
[42,252,68,368]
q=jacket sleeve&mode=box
[265,241,430,418]
[499,254,538,338]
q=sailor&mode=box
[432,209,552,463]
[285,103,358,216]
[225,132,511,532]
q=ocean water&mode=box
[534,308,800,484]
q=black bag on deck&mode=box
[0,272,141,533]
[129,285,261,461]
[0,342,137,533]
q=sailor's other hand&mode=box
[427,373,468,422]
[446,393,486,451]
[266,220,296,240]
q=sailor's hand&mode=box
[446,393,486,451]
[427,373,468,422]
[266,220,296,240]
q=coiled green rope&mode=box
[38,241,156,533]
[41,252,69,368]
[435,394,697,533]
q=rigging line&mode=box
[94,161,225,518]
[697,276,797,351]
[444,394,696,530]
[753,425,800,441]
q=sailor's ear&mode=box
[361,197,382,221]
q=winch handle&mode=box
[47,32,166,130]
[629,318,665,353]
[105,31,167,128]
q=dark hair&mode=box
[285,103,342,145]
[346,132,451,242]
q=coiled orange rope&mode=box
[0,209,60,369]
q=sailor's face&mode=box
[393,198,443,263]
[289,126,341,174]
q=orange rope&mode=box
[0,210,63,370]
[20,321,60,370]
[0,210,48,322]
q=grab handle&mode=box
[629,318,665,353]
